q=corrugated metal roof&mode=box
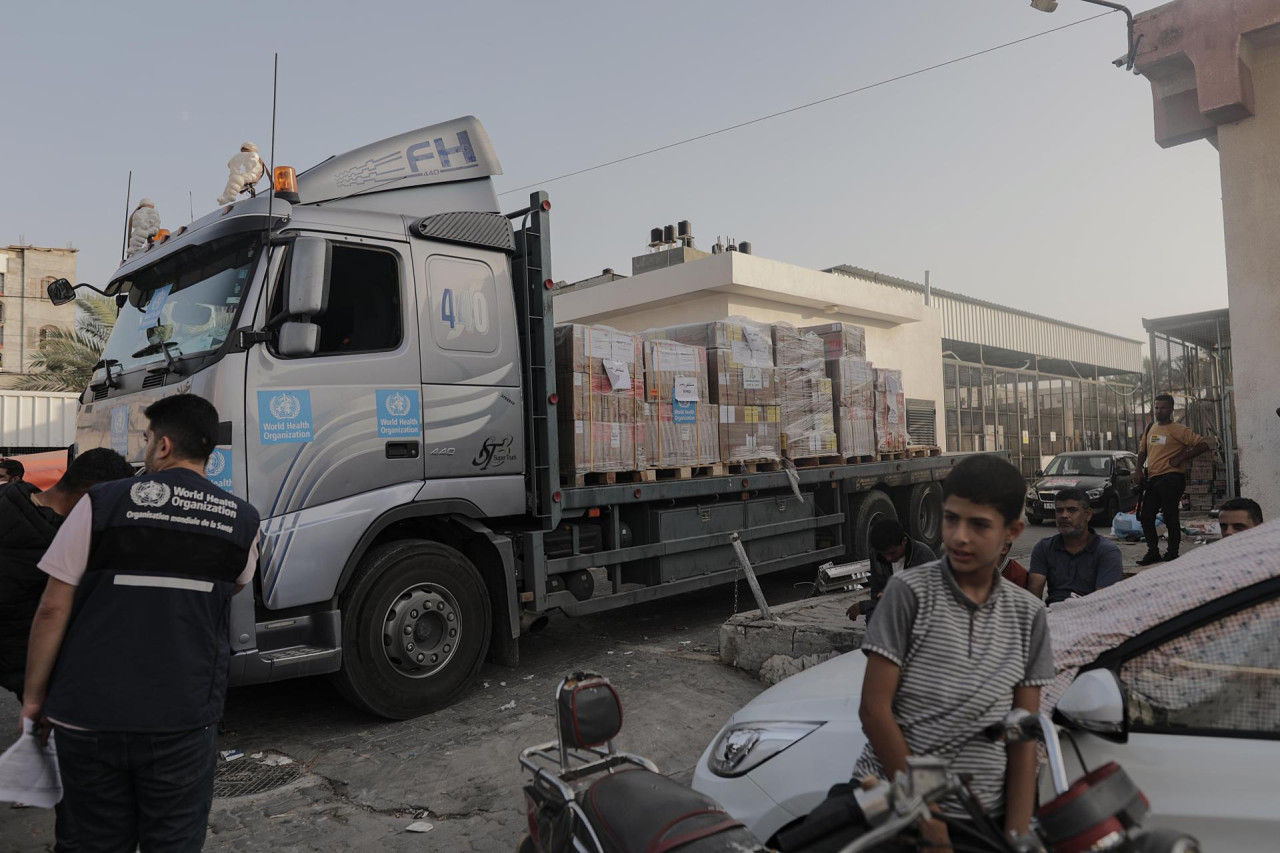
[827,264,1143,374]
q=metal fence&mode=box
[943,360,1148,478]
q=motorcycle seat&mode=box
[580,768,758,853]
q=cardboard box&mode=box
[643,339,718,467]
[707,349,782,407]
[801,322,867,361]
[772,322,825,367]
[780,361,837,460]
[718,405,782,463]
[554,325,645,474]
[644,319,773,368]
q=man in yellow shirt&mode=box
[1134,394,1209,565]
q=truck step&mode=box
[259,645,342,678]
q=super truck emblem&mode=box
[384,391,412,418]
[130,480,171,508]
[472,435,514,470]
[268,392,303,421]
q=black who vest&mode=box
[43,468,260,732]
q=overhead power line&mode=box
[497,10,1115,197]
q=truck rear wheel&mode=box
[902,483,943,553]
[850,489,897,561]
[334,539,491,719]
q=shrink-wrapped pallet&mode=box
[706,349,782,407]
[773,322,838,460]
[718,405,782,463]
[829,357,876,458]
[801,322,867,361]
[874,368,909,454]
[554,325,645,474]
[645,317,774,367]
[642,339,718,468]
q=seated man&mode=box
[1028,487,1124,604]
[1217,497,1263,539]
[847,518,935,621]
[0,460,25,486]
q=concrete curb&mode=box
[718,592,867,678]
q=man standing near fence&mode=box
[1134,394,1209,565]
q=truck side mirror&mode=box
[277,321,320,357]
[285,236,331,318]
[47,278,78,306]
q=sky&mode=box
[1,1,1227,343]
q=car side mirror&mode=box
[47,278,78,306]
[1034,469,1044,478]
[276,321,319,357]
[285,236,331,318]
[1054,668,1127,743]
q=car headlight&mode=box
[1087,488,1103,499]
[708,721,822,777]
[1026,488,1038,500]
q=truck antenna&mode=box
[120,170,132,263]
[268,53,278,221]
[189,191,194,223]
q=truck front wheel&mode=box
[334,539,492,719]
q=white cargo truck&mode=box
[53,117,974,718]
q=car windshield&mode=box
[1044,455,1112,477]
[101,235,261,373]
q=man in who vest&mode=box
[21,394,260,850]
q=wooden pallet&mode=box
[906,445,941,458]
[877,450,907,461]
[727,459,784,474]
[653,463,728,480]
[790,454,846,468]
[561,468,656,488]
[842,454,876,464]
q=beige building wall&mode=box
[0,245,79,385]
[555,252,945,445]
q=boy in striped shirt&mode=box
[854,455,1053,850]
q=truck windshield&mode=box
[102,235,261,373]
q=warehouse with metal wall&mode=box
[828,266,1147,477]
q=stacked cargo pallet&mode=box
[554,325,646,484]
[773,323,839,462]
[1185,437,1220,512]
[874,368,909,455]
[641,338,720,472]
[802,323,875,460]
[649,319,781,468]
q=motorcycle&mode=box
[518,672,1199,853]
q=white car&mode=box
[693,524,1280,850]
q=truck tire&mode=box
[850,490,897,561]
[334,539,491,719]
[902,483,943,553]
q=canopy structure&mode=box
[1143,309,1236,501]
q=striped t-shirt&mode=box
[852,557,1054,815]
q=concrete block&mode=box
[718,592,866,677]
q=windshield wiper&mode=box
[132,340,186,376]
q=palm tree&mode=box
[15,296,117,393]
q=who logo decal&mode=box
[257,390,314,445]
[130,480,171,508]
[206,448,233,492]
[376,389,421,438]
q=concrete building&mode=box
[0,245,79,385]
[1131,0,1280,520]
[556,243,1144,477]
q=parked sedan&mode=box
[1024,450,1139,525]
[692,523,1280,850]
